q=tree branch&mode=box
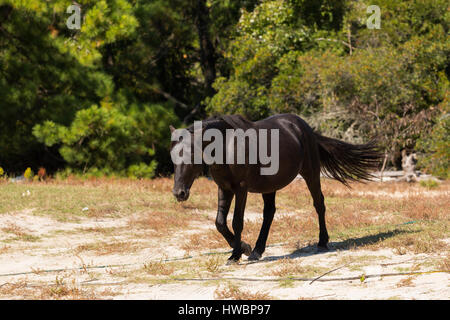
[315,37,355,51]
[150,87,190,110]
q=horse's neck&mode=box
[202,119,231,133]
[221,115,253,130]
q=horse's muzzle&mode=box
[173,188,189,202]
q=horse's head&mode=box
[170,125,203,202]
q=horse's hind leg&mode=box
[300,167,329,251]
[249,192,276,261]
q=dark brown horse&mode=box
[170,114,382,264]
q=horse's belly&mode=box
[246,157,302,193]
[248,130,303,193]
[247,173,299,193]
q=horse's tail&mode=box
[314,132,383,186]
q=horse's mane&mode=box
[186,114,253,133]
[220,114,253,130]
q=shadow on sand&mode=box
[247,228,418,264]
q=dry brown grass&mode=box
[269,258,328,277]
[0,177,212,222]
[0,245,10,254]
[2,222,30,237]
[0,278,99,300]
[203,256,224,274]
[385,231,448,254]
[127,211,199,236]
[181,233,203,252]
[0,177,448,299]
[74,240,141,256]
[143,260,175,276]
[76,226,122,235]
[396,277,416,288]
[40,277,95,299]
[270,261,306,277]
[1,177,448,255]
[214,283,273,300]
[182,230,228,252]
[169,177,449,255]
[85,205,120,218]
[437,254,450,271]
[1,222,40,242]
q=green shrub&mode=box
[127,162,158,179]
[419,180,440,189]
[416,112,450,179]
[24,167,34,180]
[207,0,449,158]
[33,103,177,178]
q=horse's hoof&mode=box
[226,258,239,265]
[248,251,261,261]
[241,241,252,257]
[317,245,329,253]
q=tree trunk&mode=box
[0,4,13,27]
[194,0,217,98]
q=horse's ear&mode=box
[169,125,176,133]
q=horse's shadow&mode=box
[247,228,417,264]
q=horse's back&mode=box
[256,113,312,132]
[212,113,313,193]
[221,113,312,134]
[248,114,309,193]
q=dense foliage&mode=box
[0,0,448,177]
[207,0,449,166]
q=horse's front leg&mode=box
[227,188,250,264]
[215,188,235,247]
[215,188,251,263]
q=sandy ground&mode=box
[0,203,448,300]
